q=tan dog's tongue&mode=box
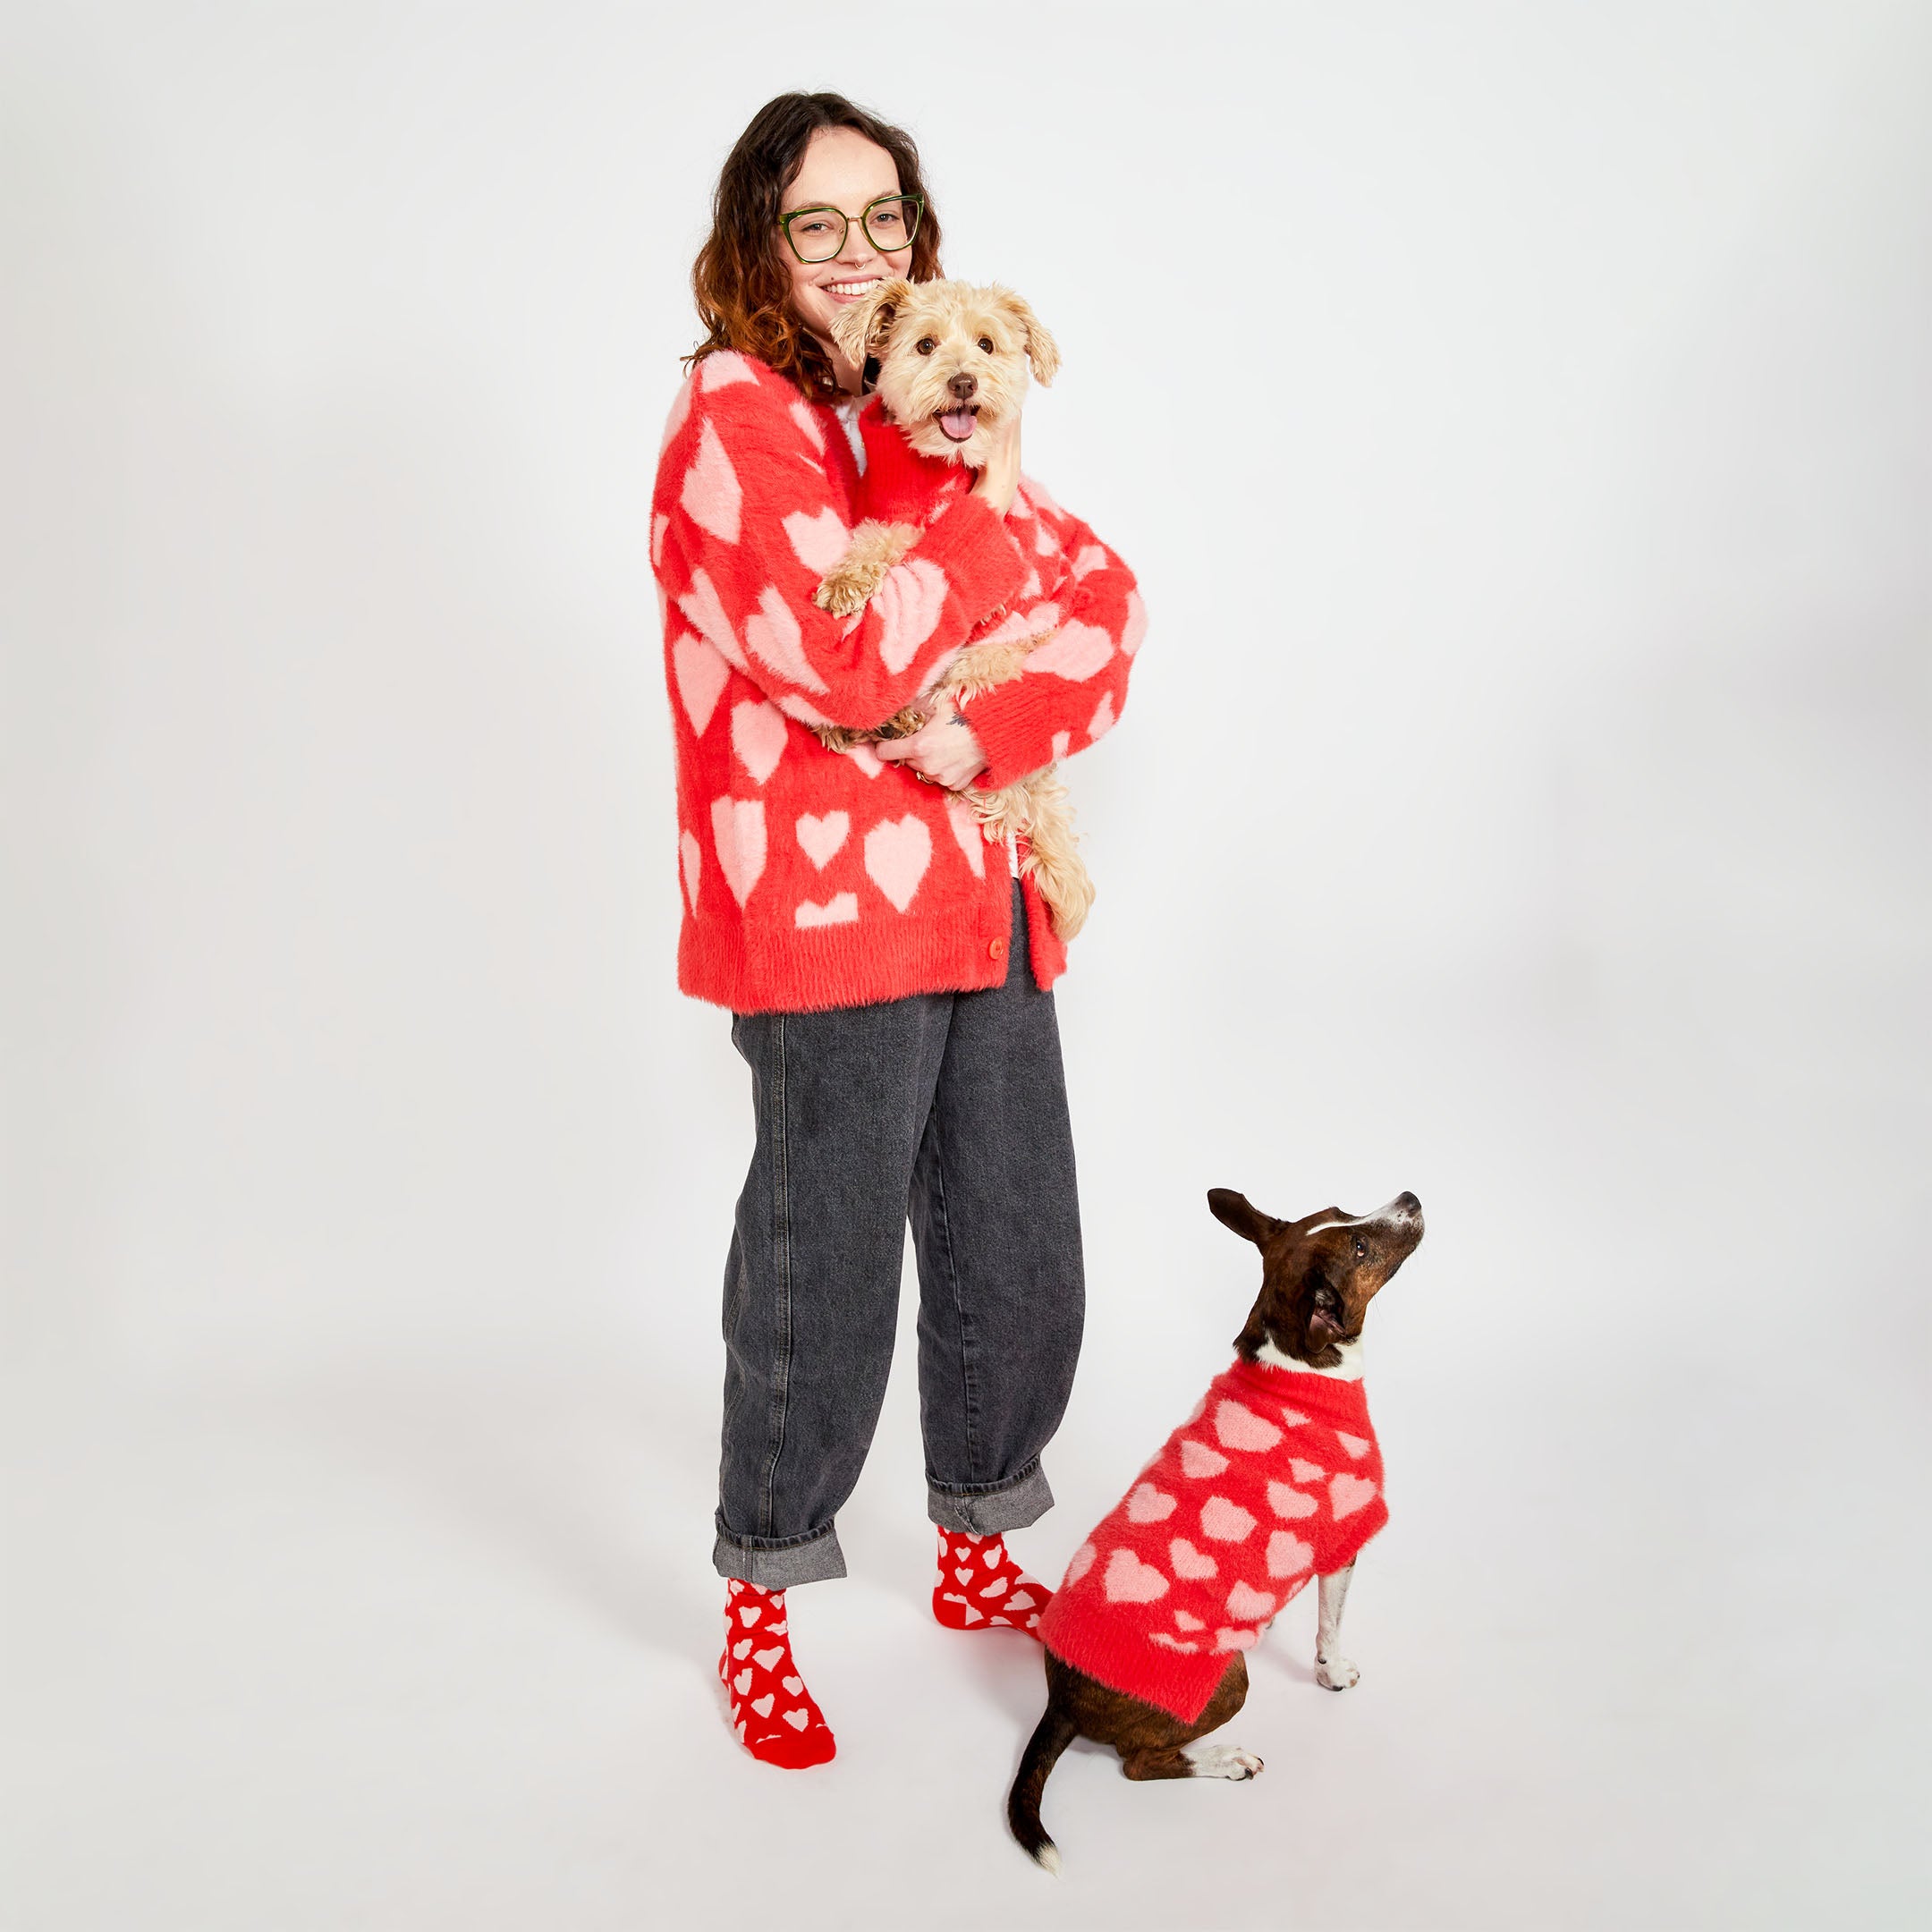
[937,411,977,441]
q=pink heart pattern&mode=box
[794,810,850,870]
[731,699,787,784]
[1199,1496,1257,1543]
[1127,1483,1178,1523]
[871,557,949,673]
[783,506,851,574]
[1225,1580,1275,1622]
[1330,1473,1378,1519]
[1022,619,1114,682]
[1266,1531,1313,1578]
[793,893,857,928]
[944,795,987,878]
[709,796,766,906]
[672,631,730,735]
[680,831,702,911]
[1215,1401,1283,1454]
[1169,1538,1218,1580]
[1104,1548,1170,1604]
[863,814,932,912]
[681,418,741,543]
[744,583,828,693]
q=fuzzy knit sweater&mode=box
[650,349,1145,1013]
[1035,1357,1389,1723]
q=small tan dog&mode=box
[809,278,1095,943]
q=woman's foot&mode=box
[931,1526,1051,1636]
[718,1580,835,1768]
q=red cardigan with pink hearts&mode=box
[650,349,1145,1014]
[1036,1357,1389,1723]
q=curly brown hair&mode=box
[684,92,944,402]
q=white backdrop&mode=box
[4,4,1928,1927]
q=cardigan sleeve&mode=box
[652,357,1032,733]
[953,480,1148,792]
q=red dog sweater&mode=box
[650,351,1145,1013]
[1036,1358,1389,1723]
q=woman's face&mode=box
[779,127,915,389]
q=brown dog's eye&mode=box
[1353,1239,1368,1258]
[977,336,995,353]
[916,337,936,355]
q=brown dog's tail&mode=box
[1007,1701,1078,1872]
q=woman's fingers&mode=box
[875,705,987,789]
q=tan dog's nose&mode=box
[947,372,976,401]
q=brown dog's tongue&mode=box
[937,410,977,442]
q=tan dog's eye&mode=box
[978,336,994,353]
[916,337,936,356]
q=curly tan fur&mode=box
[826,278,1058,468]
[811,521,920,617]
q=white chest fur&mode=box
[1254,1335,1365,1381]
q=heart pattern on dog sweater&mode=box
[1037,1356,1389,1723]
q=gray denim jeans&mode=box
[713,876,1086,1587]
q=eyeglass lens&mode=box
[787,198,919,262]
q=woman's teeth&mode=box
[825,279,879,297]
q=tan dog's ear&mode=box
[989,286,1061,386]
[826,275,914,369]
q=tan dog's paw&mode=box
[813,520,920,615]
[1314,1655,1360,1691]
[812,564,883,617]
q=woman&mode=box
[652,92,1146,1768]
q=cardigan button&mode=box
[988,936,1006,960]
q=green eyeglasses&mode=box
[779,191,924,265]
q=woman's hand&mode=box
[970,410,1022,518]
[873,691,988,790]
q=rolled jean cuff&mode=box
[711,1515,847,1589]
[927,1459,1055,1536]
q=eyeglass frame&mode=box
[778,191,925,265]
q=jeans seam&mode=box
[758,1013,793,1539]
[928,1105,980,1479]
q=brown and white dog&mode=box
[1007,1189,1425,1870]
[806,277,1096,943]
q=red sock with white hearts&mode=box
[931,1526,1052,1635]
[718,1580,835,1768]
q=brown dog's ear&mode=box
[826,275,913,369]
[1208,1188,1280,1248]
[988,286,1061,386]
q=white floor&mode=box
[8,995,1928,1931]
